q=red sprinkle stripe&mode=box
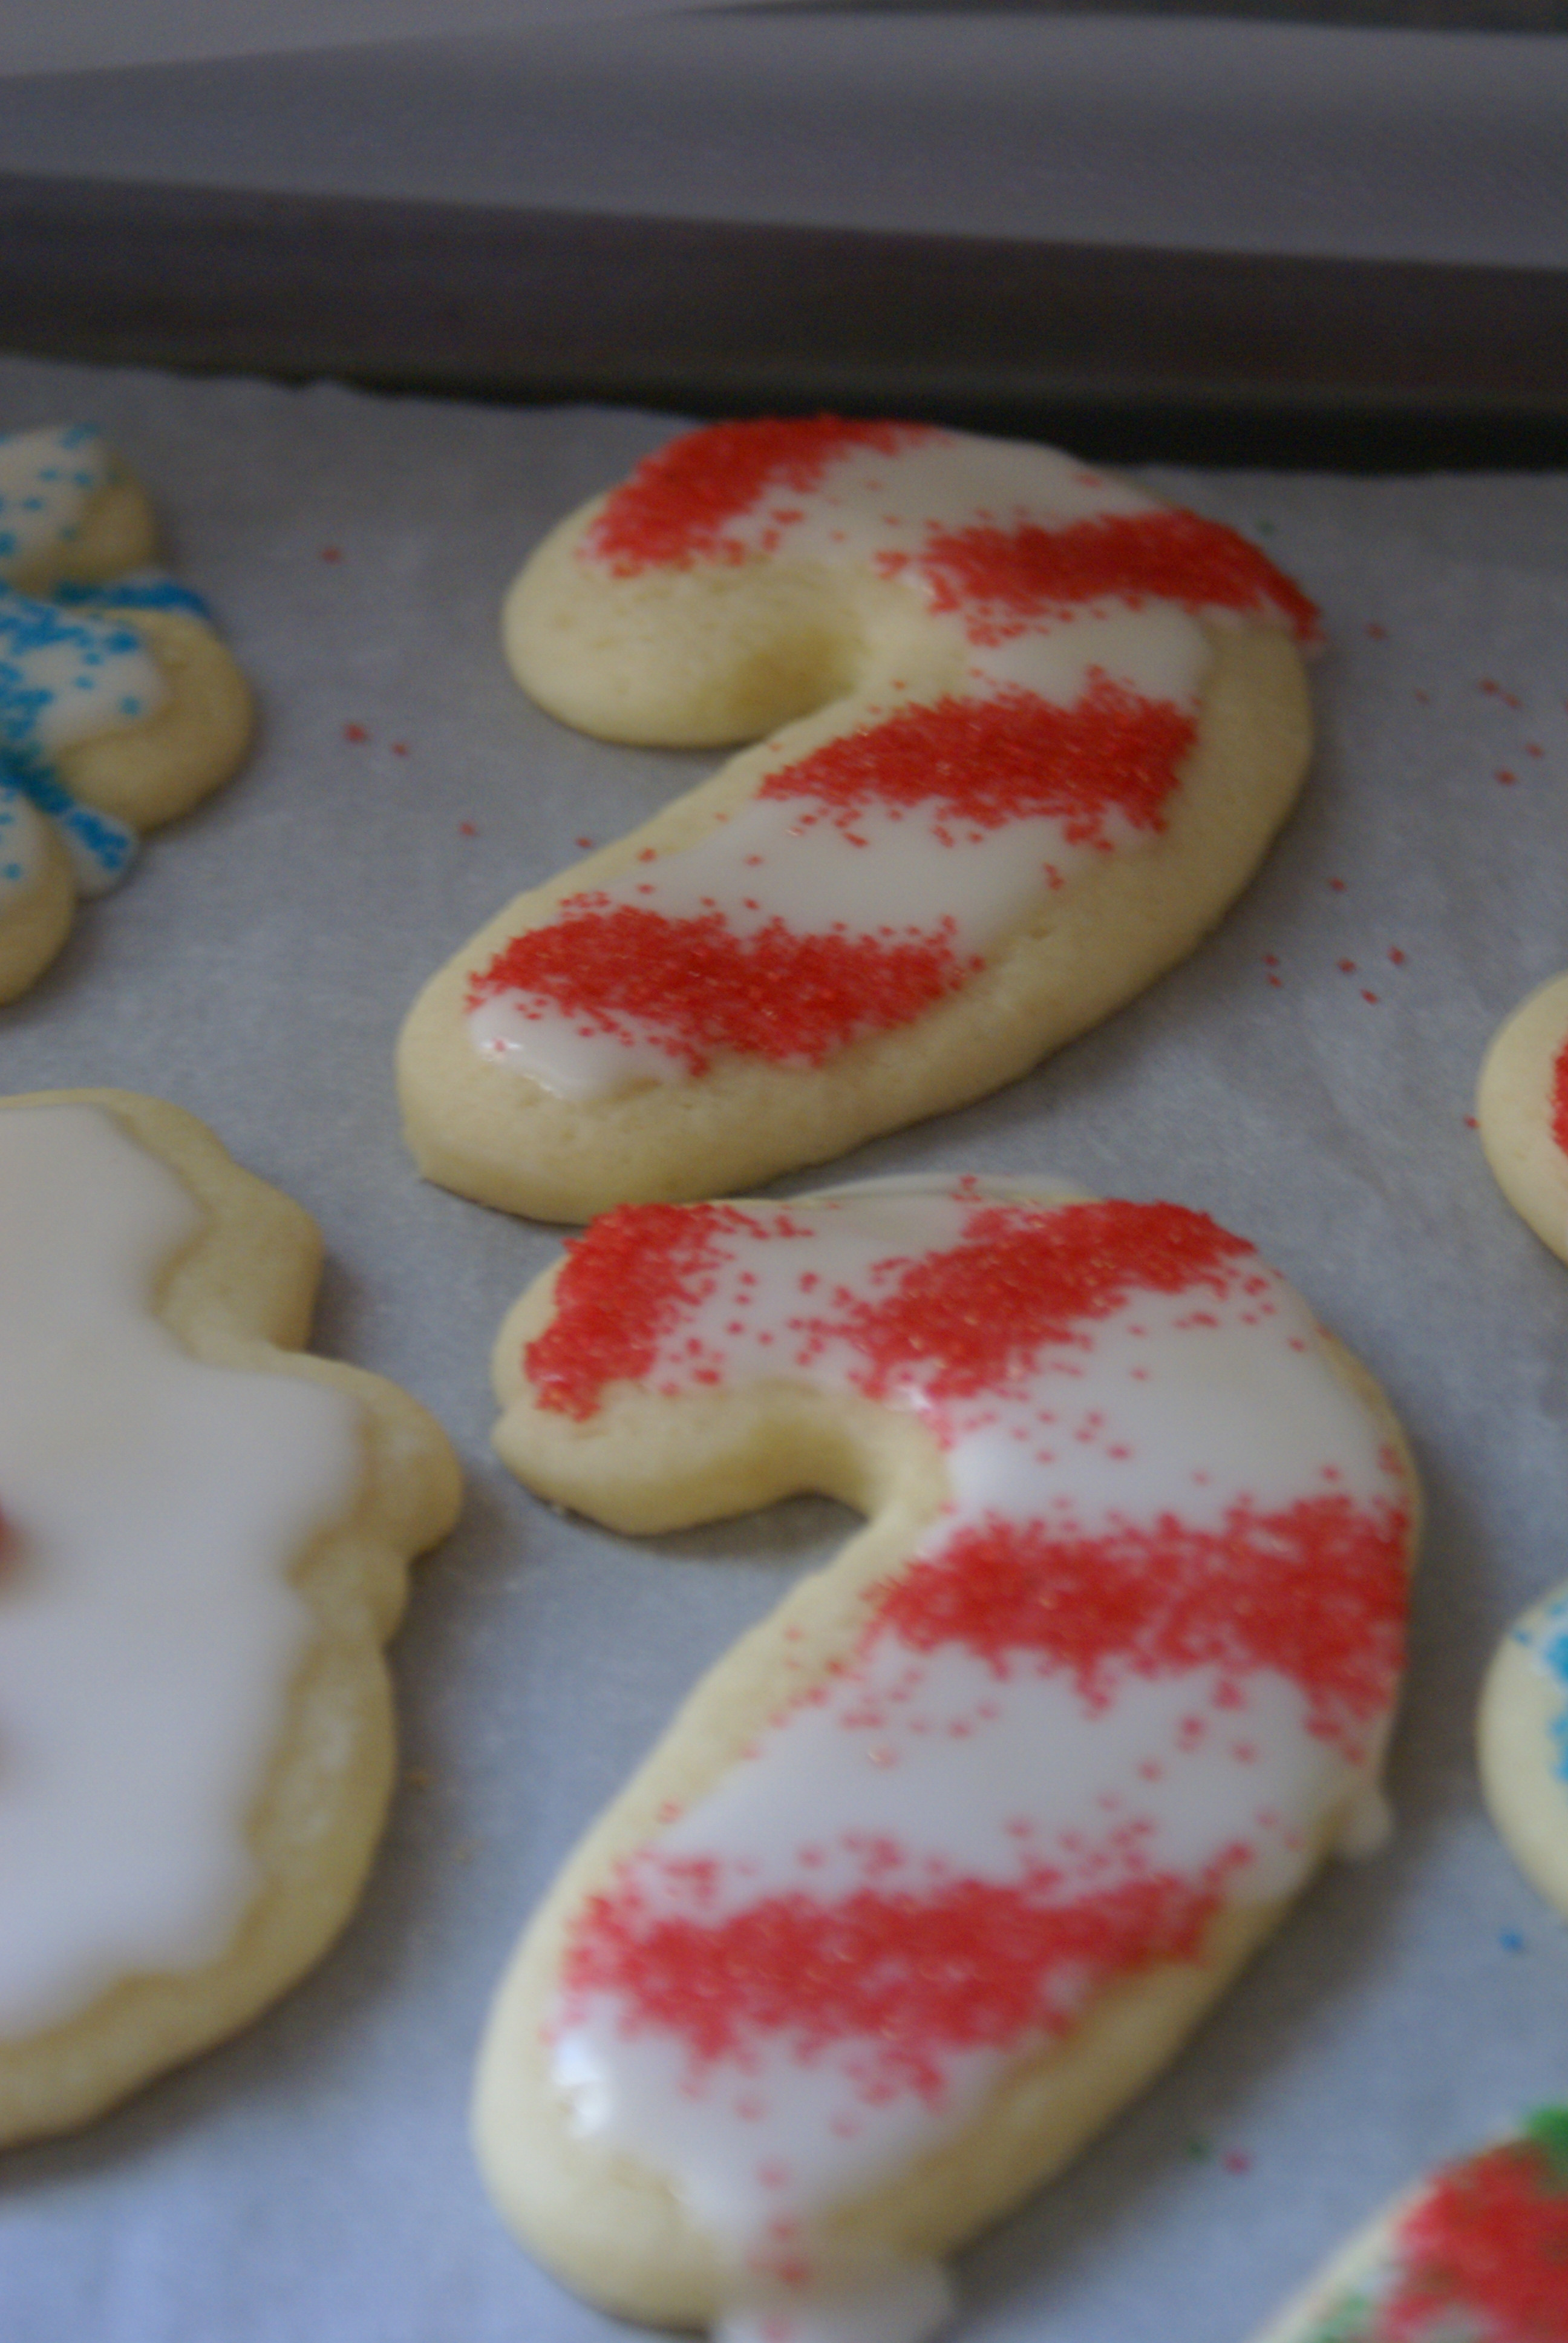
[563,1858,1235,2097]
[907,510,1319,642]
[586,418,938,571]
[757,678,1197,842]
[469,905,976,1078]
[872,1497,1410,1749]
[1383,2133,1568,2341]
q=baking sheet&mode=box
[1,351,1566,2342]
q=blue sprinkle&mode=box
[1501,1928,1527,1953]
[57,572,211,621]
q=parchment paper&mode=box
[1,352,1566,2342]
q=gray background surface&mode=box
[1,8,1566,267]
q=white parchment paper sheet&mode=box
[0,354,1565,2342]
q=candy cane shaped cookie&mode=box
[0,1092,460,2147]
[1477,972,1568,1267]
[476,1176,1417,2341]
[400,419,1318,1221]
[0,423,253,1003]
[1247,2108,1568,2342]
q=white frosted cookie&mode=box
[400,418,1318,1222]
[1476,972,1568,1267]
[0,1092,462,2149]
[474,1175,1417,2342]
[0,422,253,1004]
[1247,2108,1568,2342]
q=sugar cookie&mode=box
[1476,972,1568,1267]
[1478,1581,1568,1922]
[0,422,253,1004]
[1248,2107,1568,2342]
[0,1091,461,2148]
[400,418,1317,1222]
[475,1175,1416,2341]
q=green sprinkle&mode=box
[1524,2104,1568,2184]
[1312,2293,1379,2343]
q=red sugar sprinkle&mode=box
[459,821,478,837]
[1328,877,1347,893]
[1552,1037,1568,1158]
[1465,1115,1480,1130]
[1362,990,1380,1005]
[319,545,342,563]
[563,1858,1231,2096]
[1365,621,1388,640]
[1338,959,1357,975]
[759,678,1197,844]
[343,721,369,744]
[391,741,410,758]
[469,905,973,1077]
[1382,2133,1568,2341]
[1222,2150,1253,2174]
[872,1495,1408,1749]
[830,1199,1253,1407]
[586,417,938,571]
[527,1202,777,1419]
[909,510,1319,643]
[1388,947,1406,966]
[575,836,595,850]
[1498,770,1518,785]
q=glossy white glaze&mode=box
[0,1104,362,2036]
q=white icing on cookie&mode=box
[0,1103,361,2036]
[479,1177,1414,2337]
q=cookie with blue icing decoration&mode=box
[1480,1582,1568,1923]
[0,420,157,593]
[0,423,252,1003]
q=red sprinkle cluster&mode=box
[468,903,975,1077]
[874,1495,1410,1751]
[527,1201,775,1419]
[906,510,1321,643]
[831,1198,1252,1402]
[1552,1036,1568,1158]
[758,678,1197,844]
[562,1857,1233,2097]
[1381,2120,1568,2341]
[585,417,938,572]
